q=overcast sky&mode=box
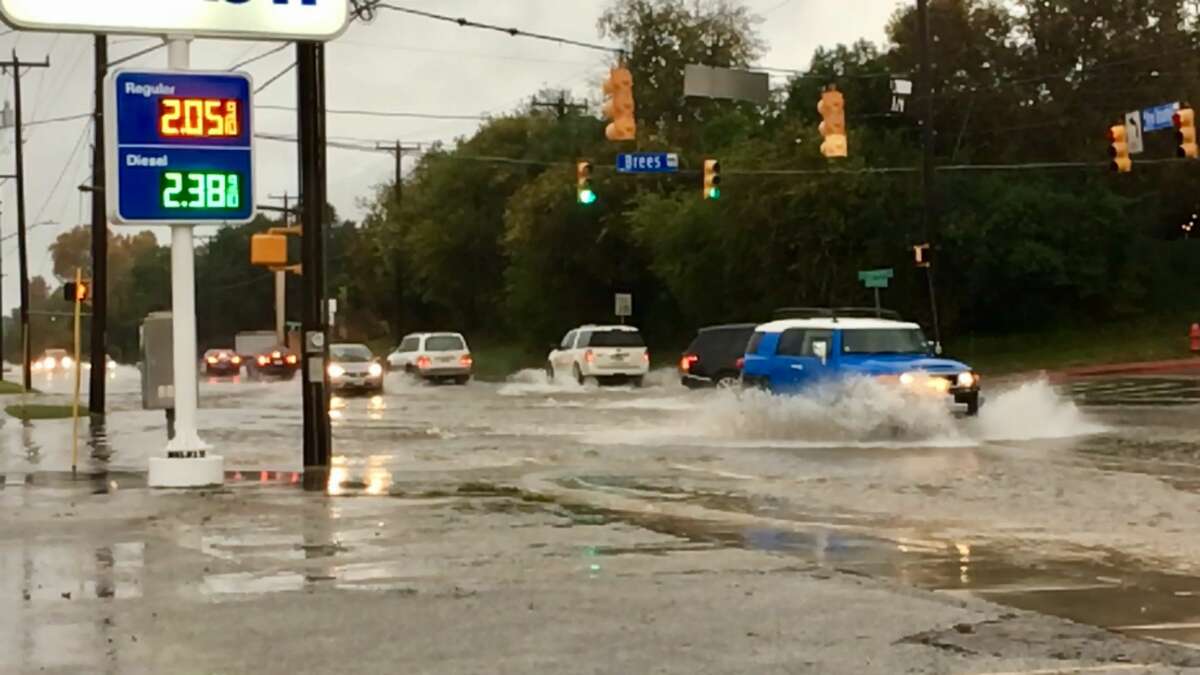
[0,0,903,309]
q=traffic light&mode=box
[1175,107,1198,159]
[1108,124,1132,173]
[576,161,596,205]
[817,86,848,158]
[703,159,721,200]
[63,280,90,303]
[913,243,931,268]
[602,67,636,142]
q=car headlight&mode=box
[957,372,978,388]
[328,364,345,378]
[899,372,916,386]
[61,357,74,369]
[368,363,383,378]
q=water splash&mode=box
[970,377,1107,441]
[498,368,590,396]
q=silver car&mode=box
[327,343,385,394]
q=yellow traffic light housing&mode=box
[818,86,848,159]
[251,233,289,268]
[602,67,637,142]
[1175,108,1198,159]
[1108,124,1132,173]
[576,161,596,205]
[63,281,90,303]
[703,159,721,200]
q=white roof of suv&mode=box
[757,317,921,332]
[574,324,640,332]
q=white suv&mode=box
[547,325,649,386]
[387,333,473,385]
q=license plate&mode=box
[437,356,455,363]
[612,354,628,361]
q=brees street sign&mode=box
[0,0,348,41]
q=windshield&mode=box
[587,330,644,348]
[330,345,373,362]
[426,336,466,352]
[841,329,928,355]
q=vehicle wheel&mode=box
[631,376,645,388]
[546,362,556,380]
[572,364,585,385]
[715,374,740,389]
[454,375,470,386]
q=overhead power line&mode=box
[229,43,289,72]
[374,4,623,55]
[256,104,488,121]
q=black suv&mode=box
[680,323,757,389]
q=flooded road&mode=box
[3,368,1200,671]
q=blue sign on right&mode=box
[616,152,679,174]
[1143,102,1180,132]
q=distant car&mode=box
[327,343,385,394]
[33,348,73,373]
[547,325,649,386]
[680,323,757,389]
[252,347,300,380]
[387,333,473,385]
[202,349,243,377]
[741,309,982,415]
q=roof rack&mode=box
[772,307,904,322]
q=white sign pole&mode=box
[148,36,223,488]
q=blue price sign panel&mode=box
[616,152,679,174]
[105,69,255,225]
[1142,102,1180,132]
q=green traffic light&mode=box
[579,189,597,205]
[706,187,721,200]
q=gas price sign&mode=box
[105,69,255,225]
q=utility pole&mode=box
[267,191,296,346]
[374,141,421,206]
[531,91,587,120]
[89,35,108,415]
[1,52,52,391]
[296,42,332,491]
[915,0,942,347]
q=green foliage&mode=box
[6,404,75,421]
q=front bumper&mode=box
[331,375,384,391]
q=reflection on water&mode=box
[326,455,393,496]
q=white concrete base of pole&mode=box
[148,455,225,488]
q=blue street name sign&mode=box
[616,152,680,174]
[1142,102,1180,133]
[105,69,255,225]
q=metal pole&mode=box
[164,37,204,455]
[916,0,942,346]
[274,270,286,345]
[71,268,83,474]
[873,288,881,318]
[297,41,331,490]
[12,51,30,391]
[89,34,109,416]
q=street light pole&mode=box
[916,0,942,347]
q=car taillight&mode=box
[285,354,298,365]
[232,356,242,365]
[680,354,698,372]
[460,354,473,367]
[736,357,745,370]
[257,356,269,366]
[643,352,650,363]
[206,356,218,365]
[585,350,595,363]
[417,356,432,369]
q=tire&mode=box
[572,363,585,385]
[715,374,740,389]
[631,376,644,388]
[454,375,470,386]
[546,362,556,380]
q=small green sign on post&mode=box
[857,268,894,317]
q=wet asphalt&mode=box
[3,367,1200,672]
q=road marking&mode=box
[670,464,759,481]
[966,665,1160,675]
[1112,621,1200,631]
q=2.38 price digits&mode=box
[160,171,243,210]
[159,98,240,138]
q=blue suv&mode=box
[741,309,982,415]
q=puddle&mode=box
[538,479,1200,649]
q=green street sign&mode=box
[858,268,894,289]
